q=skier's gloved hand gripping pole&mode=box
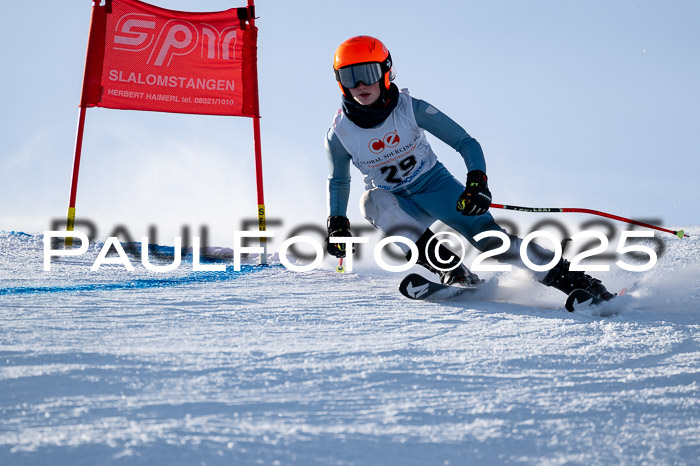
[327,216,353,272]
[456,170,492,216]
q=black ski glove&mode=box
[456,170,492,216]
[326,216,352,258]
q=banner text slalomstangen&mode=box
[81,0,258,117]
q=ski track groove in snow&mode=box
[0,229,698,465]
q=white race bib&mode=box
[332,89,437,191]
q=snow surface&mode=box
[1,229,699,465]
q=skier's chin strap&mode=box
[341,83,400,128]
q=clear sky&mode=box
[1,0,698,247]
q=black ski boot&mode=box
[409,229,480,286]
[541,258,615,300]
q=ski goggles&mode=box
[335,62,384,89]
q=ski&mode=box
[398,273,480,301]
[400,273,628,312]
[565,288,626,312]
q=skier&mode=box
[325,35,613,301]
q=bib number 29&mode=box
[380,155,417,184]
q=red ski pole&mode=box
[490,204,688,239]
[336,257,346,273]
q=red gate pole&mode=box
[65,0,105,248]
[247,0,268,265]
[65,106,88,247]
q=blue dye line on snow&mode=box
[0,265,280,296]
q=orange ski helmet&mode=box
[333,35,395,96]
